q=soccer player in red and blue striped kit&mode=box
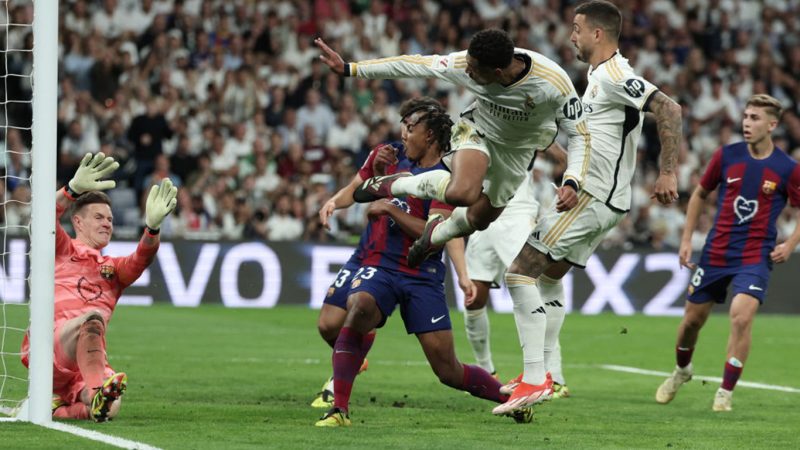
[656,94,800,411]
[315,98,523,427]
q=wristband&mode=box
[563,178,579,192]
[145,226,160,236]
[63,185,82,201]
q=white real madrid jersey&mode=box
[580,51,658,211]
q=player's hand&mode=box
[651,172,679,205]
[366,199,393,220]
[68,152,120,194]
[555,185,578,212]
[373,145,399,176]
[770,242,793,264]
[145,178,178,230]
[678,240,696,270]
[314,38,346,75]
[460,278,477,306]
[319,199,337,230]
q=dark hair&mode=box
[468,29,514,69]
[72,191,112,215]
[575,0,622,40]
[399,97,454,154]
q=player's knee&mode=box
[317,318,341,343]
[729,313,753,333]
[79,316,106,338]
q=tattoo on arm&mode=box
[648,91,682,174]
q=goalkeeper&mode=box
[20,152,177,422]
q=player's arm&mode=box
[366,200,428,238]
[444,236,476,305]
[678,185,711,270]
[315,37,466,83]
[645,91,682,205]
[117,179,177,288]
[555,91,591,212]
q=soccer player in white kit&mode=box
[315,29,591,267]
[492,0,683,415]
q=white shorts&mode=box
[445,118,536,208]
[528,191,624,268]
[467,174,540,285]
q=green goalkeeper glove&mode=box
[68,152,120,194]
[145,178,178,230]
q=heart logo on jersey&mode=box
[733,195,758,224]
[77,276,104,303]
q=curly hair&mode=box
[468,29,514,69]
[399,97,454,154]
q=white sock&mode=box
[464,306,494,374]
[390,169,450,201]
[505,273,547,386]
[326,376,334,393]
[431,207,474,245]
[539,274,566,385]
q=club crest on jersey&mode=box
[590,85,599,99]
[100,265,115,280]
[387,198,411,227]
[326,287,335,298]
[351,278,362,289]
[733,195,758,224]
[762,180,777,194]
[524,95,536,110]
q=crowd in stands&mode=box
[1,0,800,250]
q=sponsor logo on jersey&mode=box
[562,97,583,120]
[623,78,646,98]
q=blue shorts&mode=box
[687,263,770,304]
[347,266,450,334]
[322,261,362,310]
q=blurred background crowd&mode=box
[1,0,800,250]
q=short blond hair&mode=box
[745,94,783,120]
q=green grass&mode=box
[2,305,799,449]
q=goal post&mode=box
[27,0,58,424]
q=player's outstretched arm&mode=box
[646,92,682,205]
[319,174,363,230]
[678,185,710,270]
[66,152,120,196]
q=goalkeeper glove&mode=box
[68,152,120,195]
[145,178,178,230]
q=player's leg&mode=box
[655,296,715,404]
[493,243,552,415]
[540,262,571,397]
[714,292,759,411]
[464,280,495,375]
[416,330,509,403]
[318,304,348,348]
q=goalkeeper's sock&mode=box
[76,319,107,396]
[721,357,744,391]
[506,273,547,386]
[53,403,90,420]
[464,306,494,374]
[431,207,474,245]
[461,364,508,403]
[332,327,366,413]
[390,170,450,202]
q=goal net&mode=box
[0,0,57,424]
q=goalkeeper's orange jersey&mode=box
[20,201,158,365]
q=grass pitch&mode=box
[1,304,798,449]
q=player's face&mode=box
[465,54,495,85]
[401,111,431,161]
[571,14,595,63]
[76,203,114,248]
[742,106,777,145]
